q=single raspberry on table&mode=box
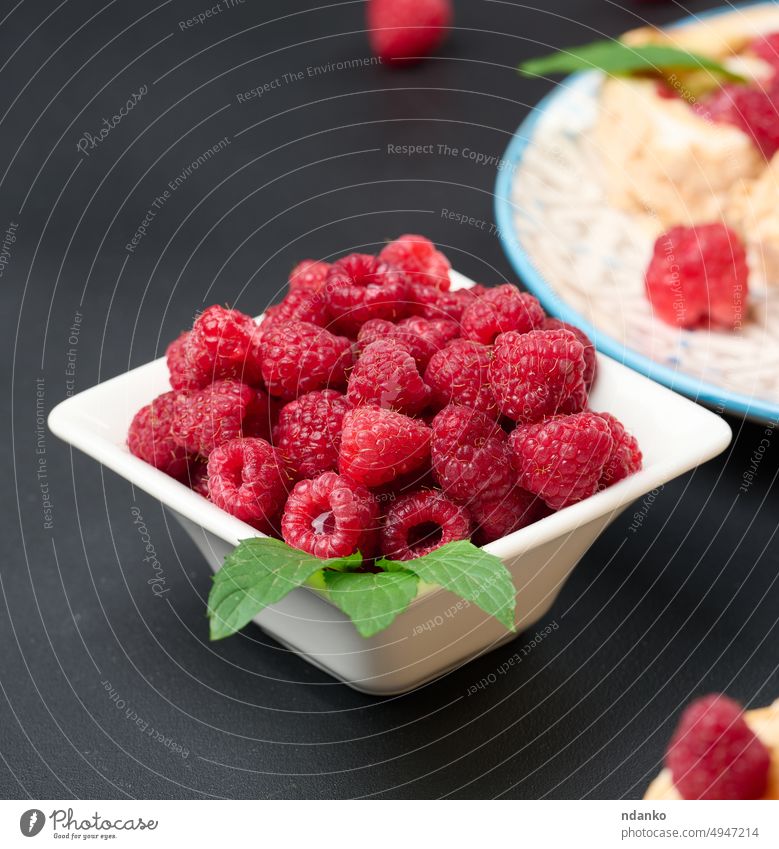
[273,389,352,479]
[262,288,330,329]
[259,319,353,401]
[543,317,597,391]
[702,80,779,158]
[324,253,409,335]
[166,331,202,394]
[339,405,431,487]
[490,329,587,424]
[430,405,513,504]
[596,412,642,488]
[357,318,439,370]
[282,472,379,559]
[424,339,498,418]
[289,259,330,292]
[461,284,545,345]
[366,0,452,65]
[171,380,273,457]
[381,489,471,560]
[185,304,263,388]
[645,223,749,329]
[397,315,460,347]
[207,437,289,528]
[348,338,431,415]
[666,694,770,800]
[509,412,614,510]
[128,391,192,481]
[471,487,541,545]
[407,281,475,322]
[378,233,451,289]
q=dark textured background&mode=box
[2,0,778,799]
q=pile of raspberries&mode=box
[128,234,642,562]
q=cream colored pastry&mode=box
[645,699,779,800]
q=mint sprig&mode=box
[519,40,746,83]
[207,538,517,640]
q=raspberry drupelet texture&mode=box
[207,437,289,528]
[645,224,749,329]
[471,487,540,545]
[424,339,498,418]
[357,318,438,370]
[127,391,192,481]
[171,380,272,457]
[185,304,263,388]
[273,389,352,480]
[259,319,353,401]
[461,284,545,345]
[263,288,330,328]
[407,281,475,322]
[348,338,431,415]
[378,233,451,289]
[597,412,642,488]
[339,405,431,487]
[397,315,460,347]
[490,329,587,424]
[288,259,330,292]
[281,472,379,559]
[366,0,453,66]
[166,331,202,394]
[666,694,770,800]
[381,489,471,560]
[324,253,409,335]
[543,317,598,391]
[509,412,614,510]
[430,405,514,504]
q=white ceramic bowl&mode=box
[48,272,732,695]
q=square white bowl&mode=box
[48,272,732,695]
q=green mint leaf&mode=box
[519,40,745,83]
[378,540,517,632]
[324,570,419,638]
[207,537,357,641]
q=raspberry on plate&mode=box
[749,32,779,72]
[424,339,498,418]
[186,458,210,498]
[666,694,770,800]
[357,318,438,370]
[645,223,749,329]
[207,437,289,528]
[430,405,513,504]
[339,405,431,487]
[490,328,587,424]
[263,288,330,328]
[324,253,409,335]
[381,489,471,560]
[282,472,379,559]
[273,389,351,480]
[543,317,597,391]
[703,80,779,159]
[166,331,202,394]
[259,319,353,401]
[171,380,272,457]
[509,412,614,510]
[127,391,192,481]
[348,338,431,415]
[461,284,545,345]
[596,412,642,488]
[378,233,451,290]
[289,259,330,292]
[366,0,452,65]
[185,304,263,388]
[471,487,541,545]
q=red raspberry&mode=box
[348,339,431,415]
[273,389,351,479]
[509,412,613,510]
[397,315,460,347]
[186,459,210,498]
[263,289,330,328]
[461,284,545,345]
[750,32,779,73]
[171,380,272,457]
[666,694,770,800]
[128,391,192,481]
[366,0,452,65]
[281,472,379,559]
[324,253,408,335]
[703,80,779,158]
[185,305,262,387]
[424,339,498,418]
[471,487,540,544]
[357,318,437,370]
[339,406,431,487]
[645,224,749,329]
[378,234,451,289]
[490,329,587,424]
[431,405,513,504]
[166,331,202,394]
[381,489,471,560]
[207,437,289,528]
[408,281,474,322]
[596,412,642,488]
[259,319,353,401]
[543,318,597,391]
[289,259,330,292]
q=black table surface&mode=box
[3,0,778,800]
